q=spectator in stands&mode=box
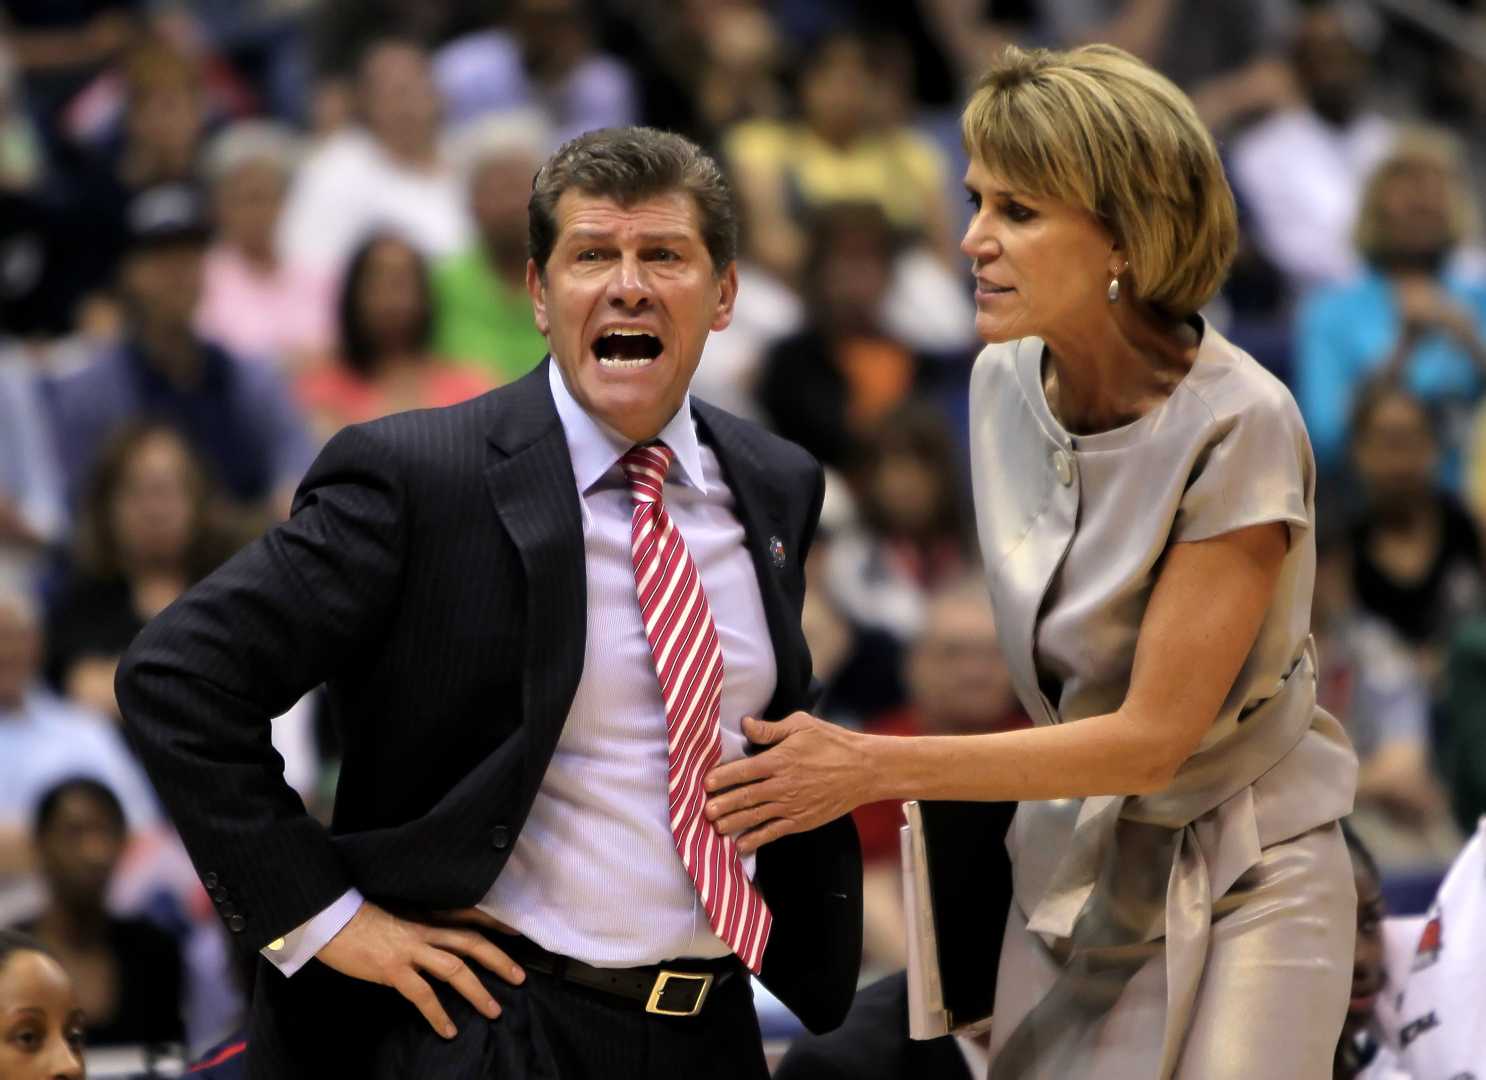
[277,37,470,273]
[0,0,139,139]
[54,36,211,318]
[432,0,637,141]
[0,352,65,587]
[1442,613,1486,833]
[1314,523,1459,874]
[47,183,316,517]
[433,113,550,384]
[296,231,493,440]
[759,202,923,472]
[825,400,975,645]
[1334,823,1395,1079]
[725,29,957,283]
[1230,2,1393,294]
[0,929,85,1080]
[0,583,158,876]
[19,777,184,1049]
[1346,381,1485,680]
[195,121,334,372]
[1297,132,1486,484]
[44,422,230,724]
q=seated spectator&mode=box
[1334,823,1399,1079]
[759,202,924,472]
[45,422,231,724]
[0,351,66,587]
[47,184,316,518]
[432,0,636,142]
[773,970,977,1080]
[848,577,1027,972]
[1346,381,1485,680]
[0,583,158,877]
[295,231,493,440]
[433,113,550,384]
[276,37,471,274]
[1313,523,1460,874]
[1230,2,1393,294]
[0,0,139,139]
[1297,131,1486,485]
[725,29,957,283]
[195,121,334,372]
[0,929,86,1080]
[18,777,184,1049]
[1376,814,1486,1077]
[825,401,975,645]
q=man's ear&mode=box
[710,262,740,333]
[526,258,550,336]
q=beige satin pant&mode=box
[987,822,1355,1079]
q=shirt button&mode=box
[226,915,246,933]
[1053,449,1074,486]
[490,826,512,850]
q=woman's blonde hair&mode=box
[961,44,1237,317]
[1354,128,1479,265]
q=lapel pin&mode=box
[769,535,787,569]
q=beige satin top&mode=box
[969,320,1358,1068]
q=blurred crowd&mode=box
[1,0,1485,1072]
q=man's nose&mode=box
[606,254,653,309]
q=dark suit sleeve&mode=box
[116,423,408,947]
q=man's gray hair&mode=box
[528,126,737,276]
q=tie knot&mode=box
[621,443,674,505]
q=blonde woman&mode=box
[705,45,1358,1078]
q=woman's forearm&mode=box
[864,710,1181,805]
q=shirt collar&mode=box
[547,359,707,495]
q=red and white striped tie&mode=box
[622,443,772,974]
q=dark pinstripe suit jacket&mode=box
[116,360,863,1076]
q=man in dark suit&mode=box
[116,126,861,1079]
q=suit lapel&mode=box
[483,360,587,785]
[692,402,805,720]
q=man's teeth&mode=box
[598,355,656,368]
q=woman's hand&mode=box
[704,713,875,854]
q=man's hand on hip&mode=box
[314,901,525,1039]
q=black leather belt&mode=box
[489,932,740,1018]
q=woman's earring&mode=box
[1107,275,1120,303]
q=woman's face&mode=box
[800,38,871,143]
[870,449,944,538]
[960,155,1118,346]
[111,433,198,572]
[1352,393,1438,504]
[0,951,85,1080]
[1344,861,1386,1039]
[357,240,426,355]
[1374,163,1455,263]
[216,159,287,257]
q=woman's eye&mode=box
[1004,202,1035,223]
[10,1028,39,1049]
[965,192,982,210]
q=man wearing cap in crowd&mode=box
[117,127,862,1078]
[46,183,315,518]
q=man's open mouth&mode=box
[593,328,663,368]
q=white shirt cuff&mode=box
[259,888,364,977]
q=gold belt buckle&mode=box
[644,970,715,1017]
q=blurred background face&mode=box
[1374,162,1456,263]
[1352,392,1439,506]
[358,43,441,152]
[0,603,40,710]
[1293,7,1371,125]
[868,448,945,538]
[472,153,542,255]
[121,244,206,332]
[37,791,125,912]
[515,0,589,79]
[110,432,198,573]
[215,159,287,258]
[0,951,85,1080]
[800,36,871,144]
[127,80,204,163]
[907,592,1017,734]
[356,239,427,354]
[1344,855,1386,1042]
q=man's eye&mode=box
[10,1028,39,1049]
[647,249,680,262]
[577,249,605,262]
